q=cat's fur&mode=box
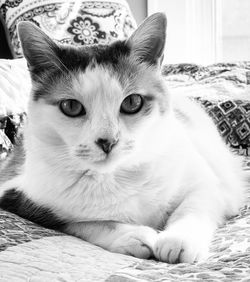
[0,13,245,263]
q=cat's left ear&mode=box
[126,13,167,66]
[17,21,60,75]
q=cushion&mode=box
[0,0,137,58]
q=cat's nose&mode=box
[95,138,118,154]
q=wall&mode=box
[222,0,250,61]
[148,0,221,65]
[127,0,147,24]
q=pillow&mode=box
[0,58,30,116]
[0,113,25,160]
[0,58,29,160]
[197,98,250,156]
[0,0,137,58]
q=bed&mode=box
[0,0,250,281]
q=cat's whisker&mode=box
[75,154,90,159]
[75,149,91,154]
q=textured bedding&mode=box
[0,59,250,281]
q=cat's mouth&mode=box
[93,153,113,165]
[75,144,134,172]
[90,152,123,172]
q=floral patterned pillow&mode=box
[0,0,137,58]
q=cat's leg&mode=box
[154,184,223,263]
[64,221,158,259]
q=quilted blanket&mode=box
[0,59,250,281]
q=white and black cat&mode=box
[0,13,245,263]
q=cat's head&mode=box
[18,13,169,173]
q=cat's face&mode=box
[18,13,168,173]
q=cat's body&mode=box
[0,13,245,263]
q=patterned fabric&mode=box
[0,0,137,57]
[163,62,250,81]
[163,62,250,100]
[0,209,62,251]
[197,98,250,155]
[163,62,250,156]
[0,236,140,281]
[0,58,29,159]
[0,113,25,159]
[0,58,30,116]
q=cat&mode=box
[0,13,245,264]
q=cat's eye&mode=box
[120,94,143,114]
[59,99,86,117]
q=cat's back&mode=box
[171,94,230,152]
[171,94,244,214]
[172,95,216,131]
[171,94,235,159]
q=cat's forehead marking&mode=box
[32,41,131,100]
[32,42,168,115]
[58,40,131,73]
[72,65,124,102]
[58,42,165,100]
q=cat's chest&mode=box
[47,168,169,228]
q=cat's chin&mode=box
[77,156,121,174]
[86,161,118,174]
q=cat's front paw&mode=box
[153,231,208,263]
[109,226,158,259]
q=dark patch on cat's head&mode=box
[37,41,130,74]
[91,41,131,66]
[30,40,132,101]
[18,13,167,101]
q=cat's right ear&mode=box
[126,13,167,66]
[17,22,60,74]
